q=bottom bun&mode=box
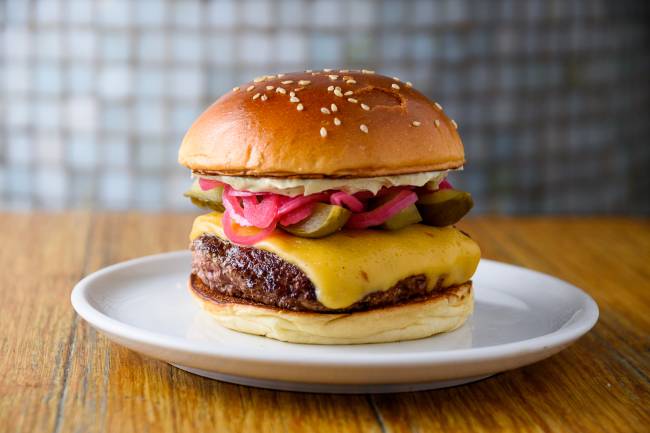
[189,274,473,345]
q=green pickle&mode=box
[380,204,422,230]
[184,179,224,211]
[368,190,422,230]
[417,189,474,227]
[282,203,351,238]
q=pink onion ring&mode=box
[242,195,280,228]
[222,211,277,246]
[279,203,315,226]
[345,190,418,229]
[278,193,330,216]
[222,186,253,226]
[198,178,224,191]
[330,191,364,212]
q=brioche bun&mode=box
[189,274,473,345]
[179,70,464,178]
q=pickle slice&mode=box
[417,189,473,227]
[380,204,422,230]
[184,179,224,211]
[367,190,422,230]
[282,203,351,238]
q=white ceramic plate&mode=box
[71,251,598,393]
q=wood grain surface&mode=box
[0,213,648,433]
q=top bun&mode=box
[179,70,465,177]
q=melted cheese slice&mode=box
[190,212,481,309]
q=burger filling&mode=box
[189,212,480,309]
[186,174,479,310]
[185,175,474,246]
[191,234,453,312]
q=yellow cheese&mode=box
[190,212,481,309]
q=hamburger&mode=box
[179,70,480,344]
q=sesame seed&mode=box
[323,68,332,72]
[276,87,287,94]
[321,107,331,114]
[331,103,338,112]
[298,80,311,86]
[253,76,265,83]
[360,124,368,133]
[328,74,339,80]
[334,117,341,126]
[434,119,440,128]
[434,102,443,111]
[451,119,458,129]
[261,94,268,101]
[294,87,304,92]
[392,83,400,90]
[252,93,260,100]
[289,91,295,97]
[327,85,334,92]
[297,103,304,111]
[246,85,255,92]
[347,98,358,103]
[320,127,327,137]
[392,76,401,81]
[266,85,274,91]
[334,88,343,97]
[311,72,318,76]
[277,73,285,78]
[361,103,370,111]
[344,90,353,96]
[232,86,240,92]
[362,69,375,74]
[290,96,300,103]
[406,81,413,87]
[305,69,312,73]
[340,69,349,73]
[265,75,276,80]
[281,80,294,85]
[412,121,421,127]
[346,79,357,84]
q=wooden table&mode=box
[1,213,648,432]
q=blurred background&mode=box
[1,0,648,214]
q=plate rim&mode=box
[71,250,599,367]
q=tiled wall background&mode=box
[1,0,649,213]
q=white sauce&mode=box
[197,169,459,196]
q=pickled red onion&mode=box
[353,191,374,202]
[279,203,315,226]
[199,178,224,191]
[438,179,453,190]
[242,195,280,228]
[222,211,277,246]
[278,193,330,216]
[330,191,364,212]
[222,186,253,226]
[376,185,413,196]
[345,190,418,229]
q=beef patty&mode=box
[191,234,447,313]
